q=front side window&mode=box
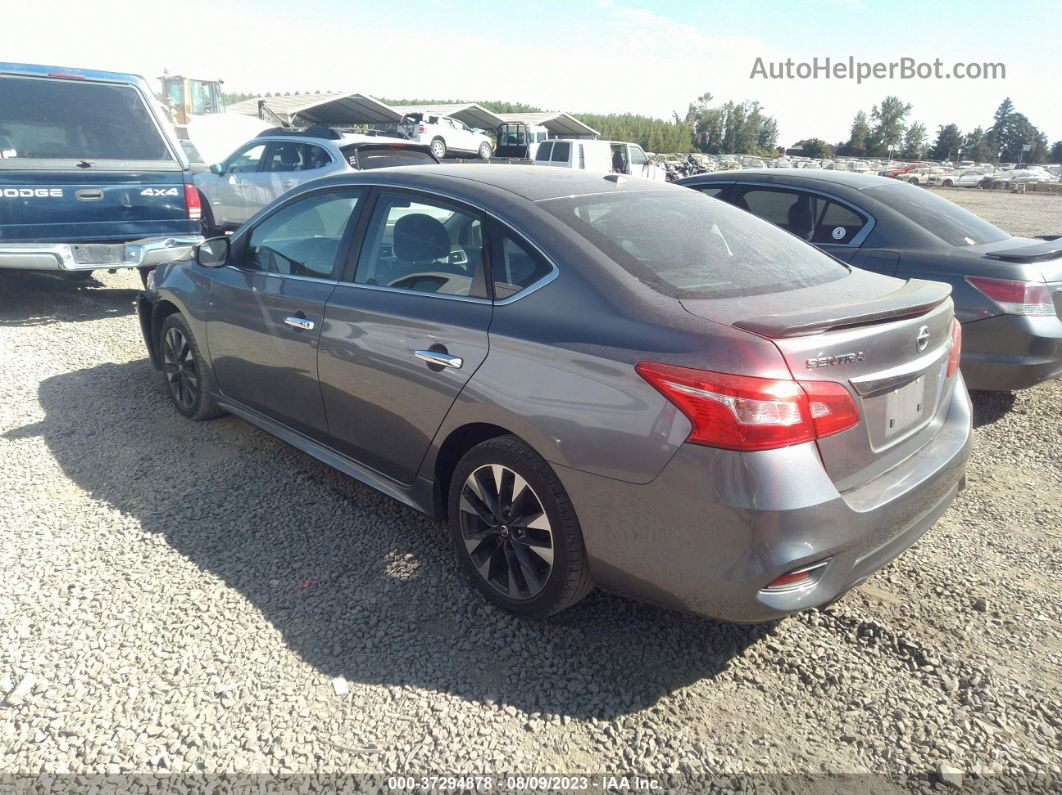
[535,141,554,162]
[540,190,849,300]
[353,192,485,297]
[245,190,362,278]
[0,75,172,162]
[226,144,266,174]
[629,146,649,167]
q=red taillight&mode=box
[947,317,962,378]
[418,124,426,134]
[184,184,201,221]
[966,276,1054,316]
[635,363,859,452]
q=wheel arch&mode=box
[148,299,182,367]
[429,422,516,520]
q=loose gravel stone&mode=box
[0,190,1060,785]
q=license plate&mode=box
[884,376,926,437]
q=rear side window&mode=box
[812,200,867,245]
[0,75,172,162]
[540,190,849,299]
[551,142,571,163]
[864,182,1009,247]
[245,190,362,278]
[342,145,437,170]
[263,143,331,172]
[492,233,553,299]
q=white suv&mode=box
[400,113,493,160]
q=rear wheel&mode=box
[430,137,447,160]
[199,192,217,238]
[159,313,223,421]
[942,179,953,187]
[448,435,592,617]
[478,141,492,160]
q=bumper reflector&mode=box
[763,559,831,592]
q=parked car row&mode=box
[4,62,1060,628]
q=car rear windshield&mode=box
[539,190,849,299]
[863,182,1009,247]
[0,75,173,162]
[342,145,436,170]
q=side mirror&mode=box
[209,163,223,175]
[196,236,230,268]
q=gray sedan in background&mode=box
[138,166,971,622]
[678,170,1062,391]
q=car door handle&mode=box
[284,316,315,331]
[414,350,463,369]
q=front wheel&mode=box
[448,435,592,617]
[430,138,447,160]
[478,142,492,160]
[159,313,224,421]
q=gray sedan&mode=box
[138,166,971,622]
[677,170,1062,391]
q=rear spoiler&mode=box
[734,279,951,338]
[985,238,1062,263]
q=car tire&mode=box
[199,192,217,238]
[158,313,224,421]
[448,435,593,618]
[942,180,953,187]
[430,137,447,160]
[909,177,920,184]
[478,142,492,160]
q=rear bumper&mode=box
[0,236,202,272]
[555,377,973,623]
[960,313,1062,391]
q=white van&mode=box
[533,139,666,182]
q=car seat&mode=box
[786,198,814,240]
[389,213,451,284]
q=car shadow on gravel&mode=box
[969,389,1017,428]
[0,271,137,327]
[11,360,778,719]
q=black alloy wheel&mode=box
[162,325,199,412]
[458,463,555,601]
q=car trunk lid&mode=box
[681,269,958,491]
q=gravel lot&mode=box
[1,189,1059,789]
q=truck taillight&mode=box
[965,276,1054,316]
[947,317,962,378]
[184,184,201,221]
[635,363,859,452]
[418,124,426,134]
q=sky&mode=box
[2,0,1059,146]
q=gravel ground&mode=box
[1,190,1059,789]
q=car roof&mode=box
[684,168,897,191]
[335,164,677,202]
[0,61,147,86]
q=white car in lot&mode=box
[193,127,436,233]
[533,139,667,182]
[400,113,493,160]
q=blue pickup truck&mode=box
[0,63,202,281]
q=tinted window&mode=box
[738,188,800,226]
[354,193,485,297]
[246,191,361,278]
[540,190,848,299]
[493,234,553,299]
[812,200,867,244]
[226,144,266,174]
[697,186,727,198]
[342,145,437,170]
[864,182,1009,246]
[535,141,553,162]
[263,143,331,172]
[0,75,171,161]
[551,142,571,163]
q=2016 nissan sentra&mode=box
[137,166,972,622]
